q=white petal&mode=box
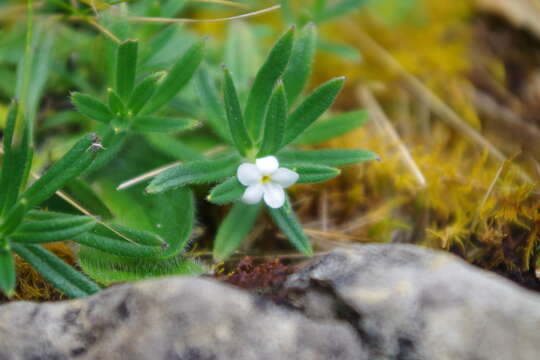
[263,183,286,209]
[241,184,264,204]
[255,156,279,175]
[271,168,299,188]
[237,163,262,186]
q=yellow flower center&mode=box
[261,175,272,184]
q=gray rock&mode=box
[285,244,540,360]
[0,277,363,360]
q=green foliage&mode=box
[1,1,378,298]
[144,27,376,260]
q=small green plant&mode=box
[0,104,188,298]
[146,26,378,261]
[70,36,204,171]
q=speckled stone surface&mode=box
[286,244,540,360]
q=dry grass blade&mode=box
[192,0,247,8]
[344,21,521,176]
[117,161,182,191]
[359,86,427,188]
[126,4,280,23]
[117,146,228,191]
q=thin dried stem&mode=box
[126,4,280,23]
[359,86,427,188]
[88,19,121,43]
[471,159,509,229]
[192,0,247,8]
[117,146,228,190]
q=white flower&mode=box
[237,155,299,209]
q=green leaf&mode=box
[127,73,160,115]
[78,247,203,285]
[21,133,102,209]
[0,200,28,237]
[142,39,204,114]
[90,223,167,247]
[213,202,262,261]
[132,116,199,133]
[116,39,138,100]
[258,81,288,157]
[107,88,125,116]
[279,149,379,167]
[12,243,100,298]
[207,177,244,205]
[244,27,295,141]
[284,163,340,183]
[222,67,253,156]
[9,215,96,244]
[294,110,368,145]
[0,249,16,297]
[283,22,317,105]
[146,154,240,194]
[83,128,128,175]
[149,188,195,257]
[63,179,113,220]
[0,104,27,215]
[194,66,230,141]
[72,231,165,258]
[268,198,312,255]
[71,92,113,124]
[282,76,345,146]
[0,119,33,215]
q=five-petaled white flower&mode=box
[237,156,299,209]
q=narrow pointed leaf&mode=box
[259,81,288,157]
[213,202,262,261]
[0,103,21,214]
[0,249,16,297]
[294,110,368,145]
[268,198,312,255]
[72,232,165,258]
[282,163,340,183]
[279,149,379,167]
[132,116,199,133]
[283,22,317,105]
[195,66,230,141]
[21,133,102,209]
[71,92,113,124]
[127,73,160,115]
[150,188,195,257]
[116,39,138,100]
[78,247,203,285]
[0,200,27,236]
[142,39,204,114]
[207,177,245,205]
[282,76,345,146]
[12,243,100,298]
[107,88,125,116]
[0,121,33,215]
[223,67,252,155]
[146,154,240,194]
[244,27,295,140]
[90,223,167,247]
[63,179,113,220]
[9,216,96,244]
[83,129,127,175]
